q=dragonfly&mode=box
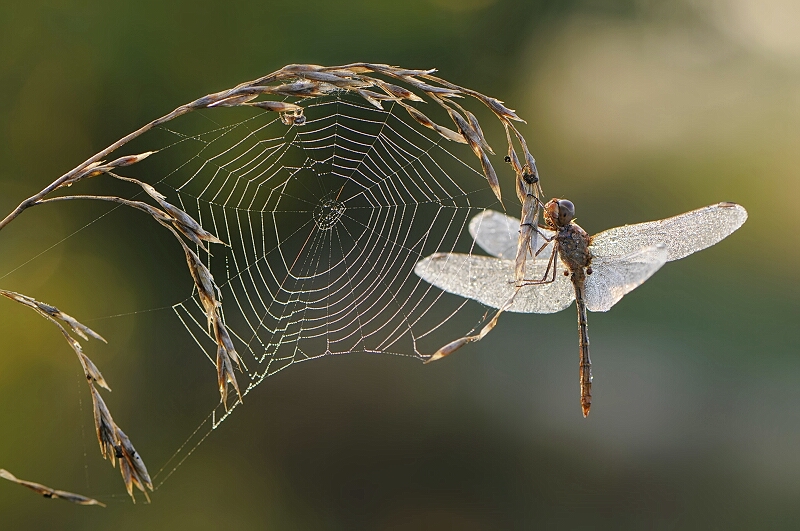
[415,199,748,417]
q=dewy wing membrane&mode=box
[415,200,747,416]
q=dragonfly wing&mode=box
[468,210,518,259]
[590,202,747,262]
[468,210,555,259]
[415,253,574,313]
[584,244,668,312]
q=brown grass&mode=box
[0,63,540,503]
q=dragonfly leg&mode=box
[534,227,555,244]
[520,226,554,257]
[521,245,558,286]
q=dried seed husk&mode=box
[88,385,152,502]
[282,63,325,73]
[319,67,368,77]
[207,94,258,107]
[116,427,152,495]
[478,151,502,203]
[446,107,484,157]
[89,385,118,463]
[0,291,105,344]
[299,71,368,88]
[269,81,329,97]
[182,245,220,330]
[483,96,523,122]
[48,307,106,343]
[112,175,226,251]
[400,77,461,95]
[377,81,424,102]
[245,101,304,113]
[212,313,243,408]
[356,90,386,110]
[159,200,226,249]
[0,469,106,507]
[363,64,436,76]
[465,110,493,154]
[0,291,110,389]
[213,316,241,369]
[515,185,541,284]
[401,104,467,144]
[78,351,111,391]
[426,290,515,363]
[216,342,242,408]
[106,151,155,168]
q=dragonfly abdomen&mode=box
[572,270,593,418]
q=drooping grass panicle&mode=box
[0,469,105,507]
[90,385,153,502]
[0,63,541,502]
[0,289,151,502]
[34,179,246,410]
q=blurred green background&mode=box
[1,0,799,528]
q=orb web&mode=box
[134,93,503,425]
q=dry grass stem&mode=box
[0,290,106,344]
[425,290,518,363]
[109,173,227,251]
[39,183,245,411]
[0,63,540,500]
[515,179,543,285]
[0,289,151,502]
[0,469,105,507]
[178,236,243,409]
[0,290,110,389]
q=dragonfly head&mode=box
[545,198,575,228]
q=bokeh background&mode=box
[1,0,798,528]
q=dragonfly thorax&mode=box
[544,198,592,272]
[556,223,592,272]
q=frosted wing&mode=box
[468,210,518,258]
[468,210,555,259]
[584,244,668,312]
[415,253,574,314]
[590,203,747,262]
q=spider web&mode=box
[120,92,504,444]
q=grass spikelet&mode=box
[0,63,540,501]
[0,469,106,507]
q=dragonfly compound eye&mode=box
[557,199,575,224]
